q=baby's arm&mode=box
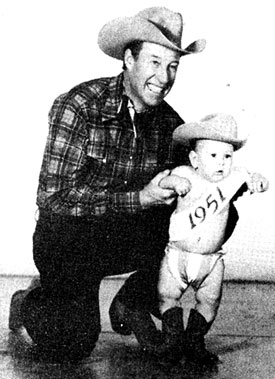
[246,172,269,193]
[159,166,193,197]
[231,168,269,201]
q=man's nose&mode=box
[156,67,169,84]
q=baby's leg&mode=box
[194,258,225,323]
[158,254,187,316]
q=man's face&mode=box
[189,139,234,182]
[124,42,180,112]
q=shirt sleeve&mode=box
[109,191,142,213]
[38,94,144,216]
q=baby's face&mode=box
[190,139,234,182]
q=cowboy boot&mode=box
[184,309,219,366]
[9,276,41,332]
[109,291,162,349]
[124,307,162,351]
[162,307,185,359]
[109,292,132,335]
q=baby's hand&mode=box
[247,172,269,193]
[159,174,191,196]
[174,177,192,196]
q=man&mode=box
[9,7,207,363]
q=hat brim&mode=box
[98,16,206,60]
[173,123,246,151]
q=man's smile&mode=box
[147,83,167,95]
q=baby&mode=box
[154,113,269,365]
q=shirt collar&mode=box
[100,72,124,123]
[101,71,157,123]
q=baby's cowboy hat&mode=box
[98,7,206,60]
[173,113,247,151]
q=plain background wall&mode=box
[1,0,274,278]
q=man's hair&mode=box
[122,40,144,70]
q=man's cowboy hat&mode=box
[98,7,206,60]
[173,113,247,151]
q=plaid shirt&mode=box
[37,72,184,216]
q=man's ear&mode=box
[189,150,198,169]
[124,48,134,70]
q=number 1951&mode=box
[189,187,225,229]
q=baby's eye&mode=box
[225,154,232,159]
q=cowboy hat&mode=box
[173,113,247,151]
[98,7,206,60]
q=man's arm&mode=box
[139,170,179,208]
[38,96,142,215]
[38,96,179,215]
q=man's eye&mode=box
[152,60,160,66]
[211,154,216,157]
[225,154,232,159]
[169,65,178,72]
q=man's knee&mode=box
[22,288,100,361]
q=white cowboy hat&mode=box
[98,7,206,60]
[173,113,247,151]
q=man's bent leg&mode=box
[9,276,41,332]
[109,208,171,335]
[22,284,101,363]
[21,210,103,363]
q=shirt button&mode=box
[124,180,128,185]
[129,156,133,160]
[102,158,107,163]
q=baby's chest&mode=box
[176,184,229,229]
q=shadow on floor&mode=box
[4,330,272,379]
[2,277,275,379]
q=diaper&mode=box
[165,244,224,289]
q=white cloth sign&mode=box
[169,168,249,241]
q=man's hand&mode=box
[139,170,178,207]
[247,172,269,193]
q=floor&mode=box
[1,276,275,379]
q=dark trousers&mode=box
[22,207,171,360]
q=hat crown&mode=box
[98,7,206,60]
[201,113,238,139]
[137,7,183,49]
[173,112,246,151]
